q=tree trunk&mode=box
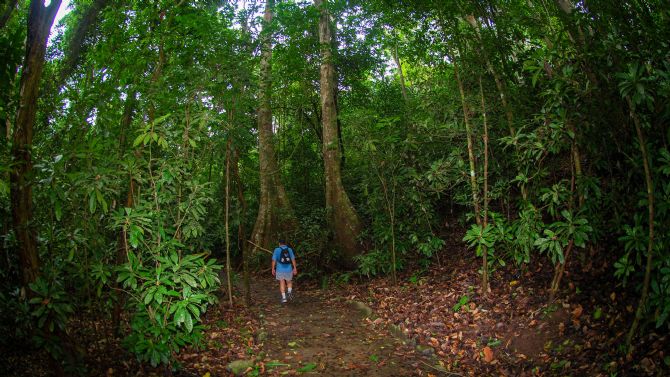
[465,15,514,137]
[392,41,408,103]
[479,76,490,296]
[315,0,362,263]
[225,139,233,307]
[334,89,346,170]
[455,63,488,295]
[454,62,481,227]
[57,0,110,86]
[231,146,251,306]
[10,0,62,290]
[250,0,295,253]
[112,89,137,335]
[549,239,573,301]
[625,96,655,352]
[0,0,18,30]
[569,122,585,207]
[374,164,397,285]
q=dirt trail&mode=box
[250,276,438,376]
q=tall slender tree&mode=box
[10,0,62,289]
[315,0,362,263]
[250,0,295,251]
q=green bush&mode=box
[117,244,221,367]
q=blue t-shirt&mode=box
[273,246,295,273]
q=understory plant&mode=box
[118,242,221,367]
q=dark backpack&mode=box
[278,246,292,265]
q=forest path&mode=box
[248,276,438,376]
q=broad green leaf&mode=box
[89,194,97,213]
[184,312,193,333]
[297,363,317,372]
[132,133,145,147]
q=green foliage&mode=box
[534,210,592,265]
[0,289,32,347]
[118,246,221,367]
[416,235,446,259]
[463,223,495,258]
[28,277,74,361]
[2,1,670,368]
[355,249,400,278]
[453,295,469,312]
[29,277,73,334]
[650,258,670,328]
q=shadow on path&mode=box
[251,276,437,376]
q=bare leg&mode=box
[287,280,292,290]
[279,279,286,294]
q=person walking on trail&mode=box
[272,239,297,303]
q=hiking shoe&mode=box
[287,291,294,301]
[281,297,287,304]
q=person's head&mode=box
[278,239,286,245]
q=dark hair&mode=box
[278,239,286,244]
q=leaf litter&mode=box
[3,242,668,376]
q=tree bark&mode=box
[625,96,655,352]
[334,88,346,170]
[0,0,21,141]
[112,89,137,335]
[479,76,490,296]
[250,0,295,253]
[454,62,488,295]
[465,15,514,136]
[10,0,62,290]
[392,41,408,103]
[0,0,18,30]
[315,0,362,263]
[225,138,233,307]
[454,62,481,227]
[231,146,251,306]
[57,0,110,86]
[549,239,573,301]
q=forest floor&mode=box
[2,238,669,376]
[199,275,440,376]
[156,247,670,376]
[167,240,670,376]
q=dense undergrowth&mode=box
[1,0,669,374]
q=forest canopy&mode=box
[1,0,669,374]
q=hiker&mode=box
[272,239,297,303]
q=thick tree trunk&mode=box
[334,89,346,170]
[10,0,62,290]
[250,0,295,252]
[315,0,362,263]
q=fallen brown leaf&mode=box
[483,346,494,363]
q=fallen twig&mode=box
[246,239,273,255]
[420,360,464,376]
